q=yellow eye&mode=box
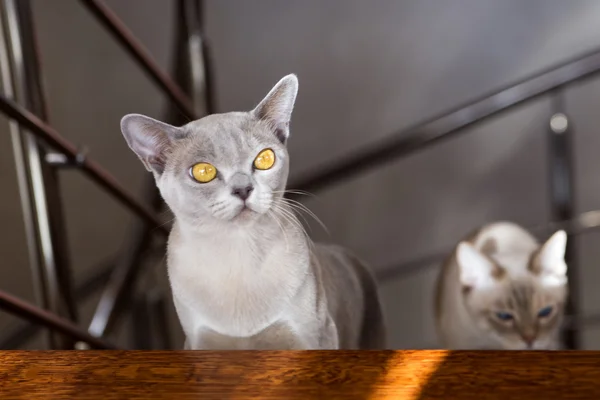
[190,162,217,183]
[254,148,276,170]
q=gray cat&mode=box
[120,74,386,349]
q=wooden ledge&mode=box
[0,350,598,399]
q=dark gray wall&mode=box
[1,0,599,349]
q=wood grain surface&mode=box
[0,350,599,399]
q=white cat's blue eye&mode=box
[537,306,553,318]
[495,312,514,321]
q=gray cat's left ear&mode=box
[120,113,186,175]
[252,74,298,143]
[532,230,567,284]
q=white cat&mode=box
[435,221,568,350]
[119,74,386,350]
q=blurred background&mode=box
[2,0,600,350]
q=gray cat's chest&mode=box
[167,230,310,336]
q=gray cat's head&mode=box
[456,230,568,350]
[120,74,298,228]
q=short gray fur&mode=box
[120,74,386,350]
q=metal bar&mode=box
[376,251,448,283]
[0,0,77,349]
[15,0,78,332]
[0,0,192,343]
[88,182,162,338]
[131,289,172,350]
[130,294,153,350]
[0,0,47,348]
[115,0,214,347]
[86,0,212,341]
[0,93,168,235]
[78,0,197,120]
[180,0,214,117]
[0,259,115,349]
[375,208,600,285]
[548,93,578,349]
[0,290,117,349]
[150,293,172,350]
[289,47,600,196]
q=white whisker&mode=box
[272,189,317,199]
[279,197,329,235]
[151,216,176,233]
[268,207,290,252]
[271,198,313,249]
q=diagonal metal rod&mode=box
[88,182,163,338]
[92,0,214,346]
[91,0,215,346]
[0,290,117,349]
[0,259,115,349]
[1,0,79,349]
[0,93,167,236]
[289,46,600,195]
[376,209,600,284]
[78,0,197,120]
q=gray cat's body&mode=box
[120,74,386,350]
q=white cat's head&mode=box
[456,230,568,350]
[120,74,298,229]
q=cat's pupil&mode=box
[496,312,513,321]
[537,306,553,318]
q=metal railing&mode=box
[0,0,209,349]
[0,0,599,349]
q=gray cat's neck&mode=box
[167,204,311,282]
[171,204,309,253]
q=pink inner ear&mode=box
[134,132,164,158]
[121,114,184,174]
[253,75,297,127]
[130,132,171,173]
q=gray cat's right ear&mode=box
[252,74,298,143]
[120,114,186,174]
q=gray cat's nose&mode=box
[232,185,254,201]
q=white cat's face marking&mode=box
[120,74,298,229]
[457,230,568,350]
[464,277,566,350]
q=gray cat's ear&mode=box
[456,242,502,289]
[120,114,186,174]
[532,230,567,285]
[252,74,298,143]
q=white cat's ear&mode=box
[252,74,298,143]
[456,242,499,289]
[120,113,186,174]
[533,230,567,285]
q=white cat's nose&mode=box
[232,185,254,201]
[522,334,536,347]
